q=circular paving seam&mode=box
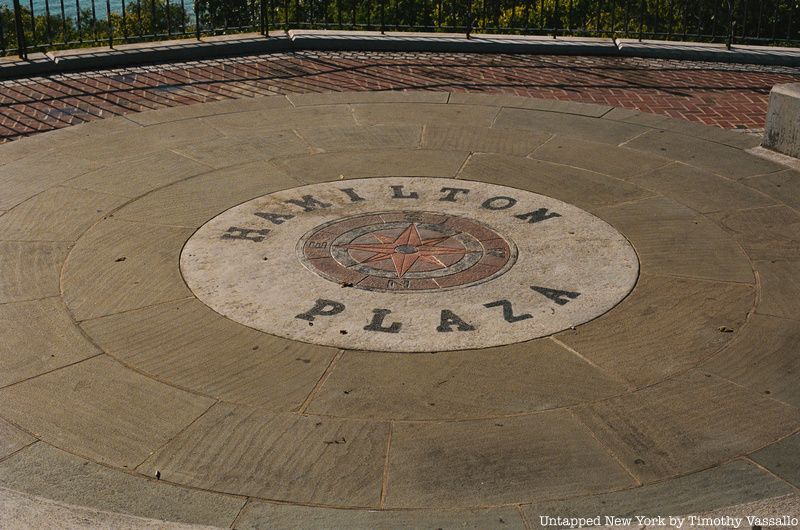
[0,92,799,523]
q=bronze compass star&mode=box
[341,223,471,278]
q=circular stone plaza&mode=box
[1,42,800,530]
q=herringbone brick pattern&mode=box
[2,51,798,142]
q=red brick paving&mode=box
[2,51,799,142]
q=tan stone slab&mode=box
[558,274,753,387]
[626,162,777,213]
[709,205,800,260]
[448,92,613,118]
[624,129,784,179]
[384,410,634,508]
[306,340,625,420]
[81,298,339,409]
[141,403,388,507]
[59,119,226,164]
[0,186,125,242]
[596,197,754,283]
[272,149,469,182]
[66,150,213,198]
[198,105,358,135]
[574,371,800,484]
[493,108,649,145]
[0,298,100,388]
[0,241,70,303]
[0,152,105,210]
[742,169,800,211]
[531,136,669,178]
[0,486,221,530]
[236,501,524,529]
[297,124,422,152]
[61,220,194,321]
[173,131,314,169]
[127,94,292,126]
[0,356,214,468]
[603,107,763,150]
[0,442,245,526]
[0,417,35,460]
[459,153,651,211]
[112,161,299,227]
[703,314,800,408]
[754,259,800,319]
[287,91,449,107]
[524,459,794,529]
[421,125,550,156]
[352,103,499,128]
[750,433,800,489]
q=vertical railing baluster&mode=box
[151,0,157,35]
[711,0,717,39]
[741,0,748,39]
[195,0,200,38]
[637,0,643,40]
[121,0,128,40]
[44,0,53,45]
[136,0,142,38]
[105,0,112,45]
[59,0,66,44]
[180,0,186,34]
[12,0,27,58]
[77,0,83,42]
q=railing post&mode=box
[726,0,734,49]
[261,0,268,35]
[380,0,384,33]
[637,0,643,41]
[106,0,113,46]
[12,0,26,59]
[195,0,200,39]
[465,0,472,38]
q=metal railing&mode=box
[1,0,798,58]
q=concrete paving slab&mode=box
[297,124,422,152]
[742,169,800,211]
[272,149,469,182]
[198,105,358,135]
[626,162,778,213]
[0,487,222,530]
[493,107,649,144]
[140,403,389,507]
[0,443,244,526]
[574,370,800,484]
[305,340,626,420]
[557,274,753,387]
[421,125,550,156]
[66,150,214,198]
[127,94,293,126]
[0,241,71,303]
[0,152,106,211]
[524,459,795,529]
[530,136,670,178]
[0,418,35,461]
[709,205,800,260]
[81,298,339,409]
[352,102,500,128]
[287,91,449,107]
[384,410,634,508]
[448,92,613,118]
[753,259,800,320]
[703,313,800,408]
[0,356,214,468]
[459,153,651,211]
[235,501,525,529]
[59,119,226,164]
[596,197,754,282]
[61,220,195,321]
[111,162,299,228]
[172,132,315,169]
[0,186,126,241]
[0,298,101,388]
[750,433,800,488]
[624,129,784,179]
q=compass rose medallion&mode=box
[340,223,478,279]
[298,211,516,292]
